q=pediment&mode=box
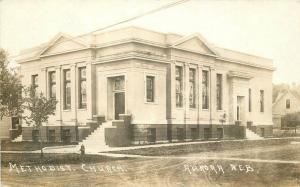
[172,33,217,55]
[39,33,87,56]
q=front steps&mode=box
[12,134,22,142]
[246,128,263,140]
[78,121,114,153]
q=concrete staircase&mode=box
[78,121,114,153]
[12,134,22,142]
[246,128,263,140]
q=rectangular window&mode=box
[48,130,55,142]
[175,66,183,107]
[31,74,38,88]
[31,74,38,96]
[260,90,264,112]
[32,130,39,142]
[189,68,196,108]
[216,74,223,110]
[146,76,155,102]
[63,69,71,110]
[202,70,209,109]
[191,128,199,140]
[286,99,290,109]
[248,89,252,112]
[113,76,125,91]
[79,67,87,109]
[49,71,56,99]
[177,128,185,141]
[62,129,71,143]
[147,128,156,143]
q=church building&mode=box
[17,26,274,145]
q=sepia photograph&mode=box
[1,0,300,186]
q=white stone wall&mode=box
[18,27,274,129]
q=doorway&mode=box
[108,76,125,120]
[114,92,125,120]
[237,96,245,125]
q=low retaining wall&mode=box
[131,124,245,144]
[22,126,78,143]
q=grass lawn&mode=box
[2,145,300,187]
[1,152,129,167]
[0,141,77,151]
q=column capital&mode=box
[41,67,47,71]
[70,64,77,68]
[170,60,176,64]
[55,66,61,70]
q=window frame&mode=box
[202,70,209,110]
[63,69,71,110]
[286,99,291,109]
[216,73,223,110]
[78,67,87,109]
[48,71,56,99]
[189,68,196,108]
[146,75,155,103]
[248,88,252,112]
[260,90,264,112]
[175,66,183,108]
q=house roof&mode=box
[16,26,274,70]
[273,89,300,107]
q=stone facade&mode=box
[17,26,274,144]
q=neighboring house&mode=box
[16,26,274,145]
[272,90,300,128]
[0,117,21,141]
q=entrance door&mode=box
[114,92,125,119]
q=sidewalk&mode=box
[41,136,300,154]
[2,136,300,155]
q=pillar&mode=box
[70,64,77,123]
[86,62,93,121]
[55,66,62,124]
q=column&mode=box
[70,64,77,123]
[86,62,93,121]
[40,68,47,96]
[197,65,203,124]
[210,68,217,122]
[55,66,62,124]
[168,61,176,123]
[184,63,189,122]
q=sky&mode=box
[1,0,300,84]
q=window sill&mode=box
[189,108,197,111]
[202,109,209,111]
[77,108,87,111]
[144,101,158,105]
[62,109,71,112]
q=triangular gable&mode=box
[273,90,300,107]
[172,33,218,55]
[39,33,87,56]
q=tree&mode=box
[23,86,57,157]
[0,49,23,120]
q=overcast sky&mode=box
[1,0,300,84]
